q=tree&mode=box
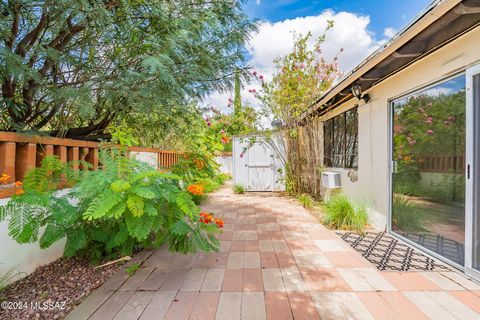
[254,26,342,127]
[233,68,242,115]
[249,25,342,193]
[0,0,256,139]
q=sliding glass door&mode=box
[466,64,480,278]
[391,75,466,266]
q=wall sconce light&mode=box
[271,119,283,129]
[351,84,371,103]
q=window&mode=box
[323,107,358,168]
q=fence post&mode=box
[68,147,80,170]
[0,142,16,183]
[15,143,36,181]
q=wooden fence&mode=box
[417,155,465,173]
[0,132,183,198]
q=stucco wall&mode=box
[130,151,158,169]
[215,155,233,174]
[319,26,480,229]
[0,191,68,282]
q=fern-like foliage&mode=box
[83,189,123,220]
[1,147,221,264]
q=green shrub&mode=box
[392,195,426,233]
[171,152,221,184]
[323,194,368,232]
[218,173,232,183]
[297,194,313,209]
[0,150,222,264]
[197,178,221,193]
[233,184,245,194]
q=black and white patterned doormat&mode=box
[337,231,451,271]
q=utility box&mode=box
[321,171,341,201]
[321,172,341,189]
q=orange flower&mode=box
[14,181,23,187]
[199,212,214,224]
[187,184,205,196]
[0,173,10,185]
[221,136,230,144]
[214,218,224,228]
[193,159,205,170]
[15,189,25,196]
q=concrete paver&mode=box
[67,184,480,319]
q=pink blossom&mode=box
[259,75,264,80]
[419,108,425,113]
[207,122,211,127]
[408,140,417,145]
[240,154,244,158]
[252,71,257,76]
[426,129,434,135]
[220,129,225,134]
[228,97,233,103]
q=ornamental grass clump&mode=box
[323,194,368,233]
[233,184,245,194]
[297,193,314,209]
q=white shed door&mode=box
[247,141,274,191]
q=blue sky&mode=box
[243,0,432,38]
[206,1,434,111]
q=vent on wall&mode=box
[321,172,341,189]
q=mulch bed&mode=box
[0,256,120,320]
[337,231,451,272]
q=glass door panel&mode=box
[466,65,480,274]
[391,75,466,266]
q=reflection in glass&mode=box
[392,75,466,265]
[473,74,480,271]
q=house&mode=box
[300,0,480,277]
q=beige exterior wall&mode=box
[319,26,480,229]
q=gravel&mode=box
[0,256,120,320]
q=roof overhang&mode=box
[300,0,480,122]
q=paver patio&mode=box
[66,184,480,320]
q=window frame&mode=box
[323,107,359,169]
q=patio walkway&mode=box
[66,184,480,320]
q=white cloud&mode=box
[203,10,386,114]
[383,27,397,38]
[255,0,261,5]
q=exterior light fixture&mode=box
[351,84,371,103]
[271,119,283,129]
